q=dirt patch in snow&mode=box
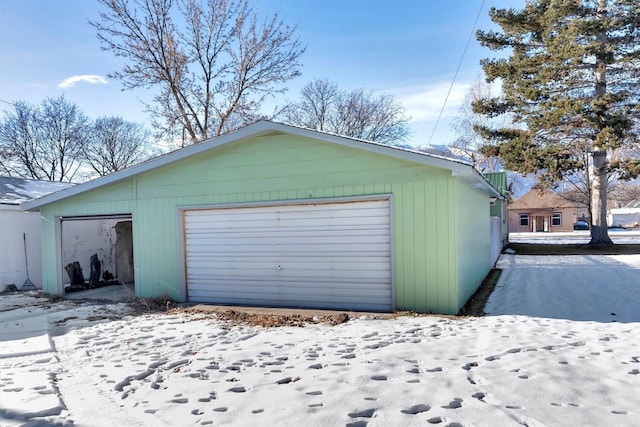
[459,268,502,316]
[176,307,353,327]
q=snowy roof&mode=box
[0,176,75,205]
[23,121,503,211]
[625,199,640,209]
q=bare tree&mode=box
[607,180,640,209]
[93,0,305,146]
[82,117,152,176]
[283,78,338,132]
[281,78,411,144]
[0,96,88,181]
[450,77,506,172]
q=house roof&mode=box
[22,120,503,211]
[0,176,74,206]
[508,188,584,211]
[625,200,640,209]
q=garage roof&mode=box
[1,176,74,206]
[23,120,502,211]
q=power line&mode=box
[427,0,486,146]
[0,98,16,107]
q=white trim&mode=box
[0,203,21,210]
[23,121,502,211]
[55,217,64,295]
[176,208,187,302]
[177,194,392,212]
[60,213,132,222]
[388,194,395,310]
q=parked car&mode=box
[573,220,590,230]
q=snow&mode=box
[487,254,640,322]
[510,230,640,245]
[2,246,640,426]
[0,176,74,205]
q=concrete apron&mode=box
[63,284,392,318]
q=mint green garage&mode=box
[24,121,501,314]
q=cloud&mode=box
[392,80,472,123]
[58,75,108,89]
[374,78,481,145]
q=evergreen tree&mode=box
[474,0,640,244]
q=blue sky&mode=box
[0,0,523,147]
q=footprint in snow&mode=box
[442,398,463,409]
[472,392,485,401]
[348,408,376,418]
[401,404,431,414]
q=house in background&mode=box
[0,176,74,290]
[608,200,640,228]
[508,187,588,233]
[24,121,503,315]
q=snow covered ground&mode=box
[510,229,640,245]
[2,245,640,426]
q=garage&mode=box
[183,197,392,311]
[25,121,502,314]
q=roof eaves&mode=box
[22,120,503,209]
[22,122,278,211]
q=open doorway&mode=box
[60,215,134,296]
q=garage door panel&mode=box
[186,233,390,246]
[185,198,392,311]
[186,216,390,231]
[188,281,392,296]
[191,274,389,293]
[188,287,390,305]
[189,269,391,282]
[184,255,390,270]
[185,295,391,312]
[186,259,391,272]
[185,243,390,256]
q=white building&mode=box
[608,200,640,228]
[0,176,73,290]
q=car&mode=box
[573,220,590,230]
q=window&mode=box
[552,213,561,226]
[519,214,529,226]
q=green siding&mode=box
[484,172,507,196]
[39,133,490,313]
[455,180,492,310]
[485,172,509,246]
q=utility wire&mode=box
[427,0,486,145]
[0,98,16,106]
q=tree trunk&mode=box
[589,0,613,245]
[589,149,612,244]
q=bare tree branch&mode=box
[280,78,411,145]
[93,0,305,146]
[81,117,152,176]
[0,96,87,182]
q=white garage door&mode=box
[184,198,392,311]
